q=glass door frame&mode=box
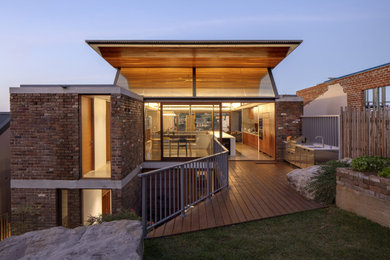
[160,102,222,161]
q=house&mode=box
[296,63,390,159]
[297,62,390,113]
[9,40,304,234]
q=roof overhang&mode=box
[86,40,301,69]
[86,40,302,97]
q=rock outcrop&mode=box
[286,165,321,200]
[0,220,143,260]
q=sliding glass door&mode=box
[161,103,221,160]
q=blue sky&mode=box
[0,0,389,111]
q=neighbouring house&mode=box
[296,63,390,159]
[297,62,390,113]
[0,112,10,215]
[9,40,304,234]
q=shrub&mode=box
[378,167,390,178]
[307,160,350,205]
[87,209,140,225]
[351,156,390,172]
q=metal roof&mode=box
[324,62,390,83]
[86,40,303,45]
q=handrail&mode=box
[139,138,229,236]
[139,138,228,177]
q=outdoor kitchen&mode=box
[283,136,339,168]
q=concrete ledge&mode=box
[276,95,303,102]
[10,165,142,190]
[9,85,143,101]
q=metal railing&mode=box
[139,139,229,235]
[1,212,11,241]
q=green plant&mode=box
[87,208,140,225]
[351,156,390,172]
[378,167,390,178]
[307,160,350,204]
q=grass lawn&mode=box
[144,206,390,259]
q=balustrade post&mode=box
[180,166,185,216]
[225,153,229,188]
[207,158,211,199]
[141,176,147,237]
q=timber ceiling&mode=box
[98,46,290,68]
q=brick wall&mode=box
[297,64,390,107]
[111,94,144,180]
[9,91,145,233]
[275,101,303,161]
[67,189,81,228]
[111,178,142,216]
[11,188,57,235]
[10,93,80,180]
[296,83,329,106]
[336,168,390,228]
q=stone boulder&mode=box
[286,165,321,200]
[0,220,143,260]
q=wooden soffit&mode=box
[95,46,291,68]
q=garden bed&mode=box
[336,167,390,228]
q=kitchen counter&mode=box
[210,131,236,156]
[295,143,339,151]
[242,130,258,136]
[283,141,339,168]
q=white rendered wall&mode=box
[304,84,347,115]
[94,98,107,170]
[82,189,102,225]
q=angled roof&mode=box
[86,40,302,97]
[86,40,302,69]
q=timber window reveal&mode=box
[81,95,111,178]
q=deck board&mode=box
[148,161,324,238]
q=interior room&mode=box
[144,102,275,161]
[81,95,111,178]
[224,103,275,161]
[82,189,112,225]
[145,103,221,160]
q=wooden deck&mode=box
[148,161,323,238]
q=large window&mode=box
[145,103,161,160]
[81,95,111,178]
[144,103,222,160]
[161,104,221,159]
[120,68,277,98]
[57,189,69,228]
[82,189,112,225]
[364,86,390,108]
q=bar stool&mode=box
[177,138,188,157]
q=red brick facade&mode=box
[296,64,390,107]
[10,188,57,234]
[275,100,303,161]
[10,93,80,180]
[10,91,144,234]
[111,94,144,180]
